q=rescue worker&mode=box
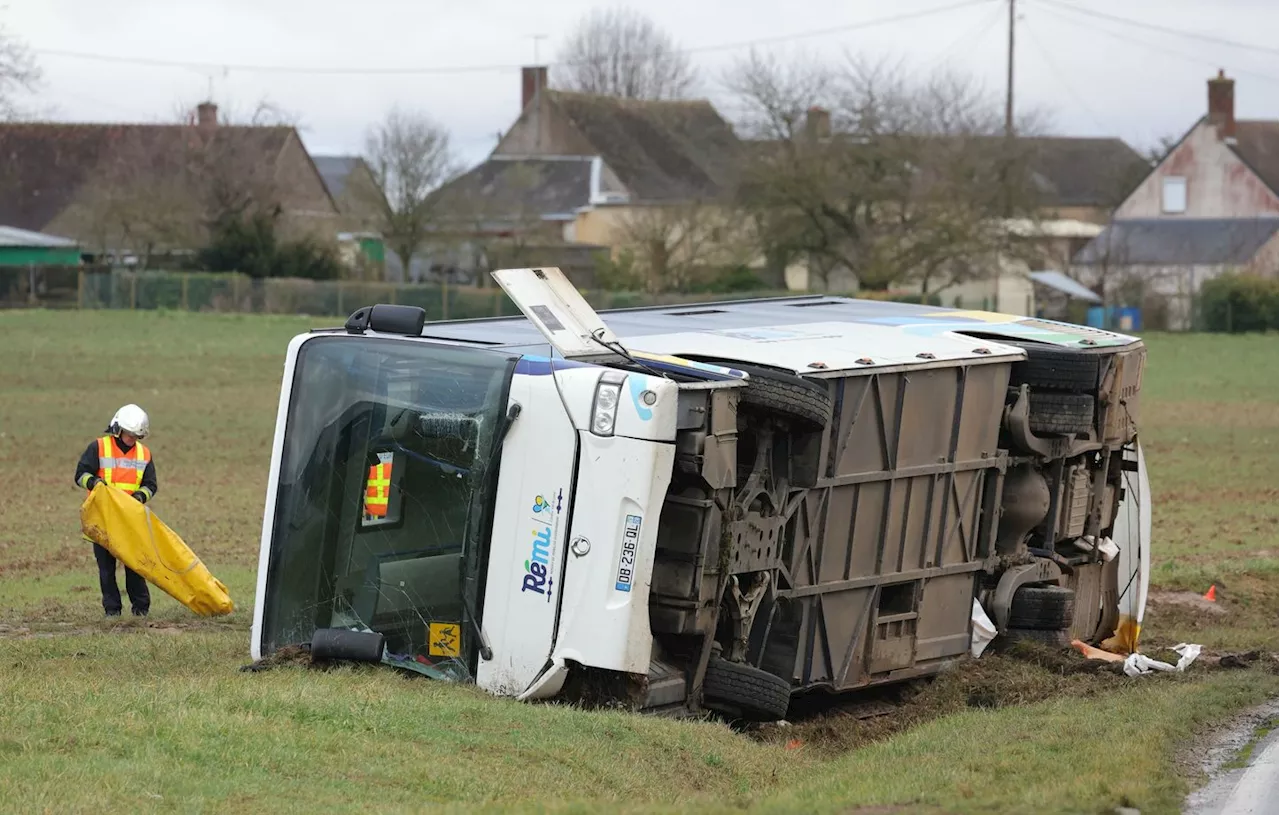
[74,404,157,618]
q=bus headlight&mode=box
[591,373,625,436]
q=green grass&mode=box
[0,632,814,813]
[1223,714,1279,771]
[0,310,1275,814]
[757,670,1274,815]
[1135,333,1279,651]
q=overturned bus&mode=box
[251,267,1150,720]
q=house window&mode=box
[1162,176,1187,214]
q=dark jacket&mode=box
[75,437,159,502]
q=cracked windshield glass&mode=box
[260,336,517,680]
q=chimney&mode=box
[196,101,218,130]
[1207,69,1235,141]
[521,66,548,111]
[804,106,831,141]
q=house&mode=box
[1013,136,1151,225]
[427,66,742,287]
[433,67,1147,298]
[313,155,386,231]
[911,217,1107,315]
[978,137,1147,312]
[0,103,342,265]
[1073,71,1279,329]
[776,107,1144,307]
[313,155,390,277]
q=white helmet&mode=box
[108,404,150,439]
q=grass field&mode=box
[0,310,1275,814]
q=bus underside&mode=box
[610,336,1146,719]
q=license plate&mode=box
[615,514,642,592]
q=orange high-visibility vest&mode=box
[365,460,392,517]
[97,435,150,494]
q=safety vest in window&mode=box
[365,458,392,518]
[97,435,150,494]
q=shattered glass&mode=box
[259,336,517,681]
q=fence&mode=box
[0,267,936,321]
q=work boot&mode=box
[105,610,121,618]
[131,608,148,618]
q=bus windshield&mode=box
[258,335,517,678]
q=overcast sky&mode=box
[9,0,1279,167]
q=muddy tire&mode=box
[702,658,792,722]
[1001,627,1070,648]
[689,358,832,431]
[732,363,832,431]
[1007,585,1076,630]
[1007,343,1101,393]
[1028,392,1095,436]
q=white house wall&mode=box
[926,274,1034,315]
[1251,232,1279,277]
[1115,122,1278,219]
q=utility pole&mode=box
[1005,0,1015,137]
[1001,0,1016,217]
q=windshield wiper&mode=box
[462,401,522,662]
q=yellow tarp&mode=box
[80,484,234,617]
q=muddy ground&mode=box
[750,641,1277,756]
[8,587,1275,761]
[748,587,1279,755]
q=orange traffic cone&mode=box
[1203,585,1217,602]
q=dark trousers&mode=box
[93,543,150,615]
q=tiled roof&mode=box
[1074,217,1279,265]
[545,91,739,201]
[0,123,294,231]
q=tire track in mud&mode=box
[748,642,1129,754]
[748,643,1279,756]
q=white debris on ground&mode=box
[970,598,998,657]
[1123,643,1203,677]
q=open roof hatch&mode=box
[491,266,617,359]
[490,266,748,385]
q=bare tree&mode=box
[173,99,302,232]
[612,201,753,293]
[728,51,1046,292]
[554,7,696,100]
[363,107,459,279]
[55,98,299,267]
[63,141,204,267]
[0,18,40,120]
[1142,133,1180,166]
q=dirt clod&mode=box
[1148,591,1228,616]
[1218,651,1258,669]
[239,645,314,672]
[753,641,1133,756]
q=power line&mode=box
[1038,0,1279,56]
[1022,14,1107,132]
[32,1,988,77]
[1035,1,1280,84]
[925,1,1007,74]
[673,0,989,56]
